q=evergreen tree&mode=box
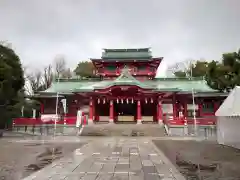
[0,44,24,129]
[206,51,240,92]
[74,61,97,78]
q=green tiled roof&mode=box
[42,81,83,93]
[39,67,217,95]
[104,48,150,52]
[102,52,152,59]
[39,77,217,95]
[101,48,152,59]
[148,78,216,93]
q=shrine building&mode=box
[32,48,227,126]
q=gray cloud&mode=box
[0,0,240,76]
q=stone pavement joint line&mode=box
[22,138,185,180]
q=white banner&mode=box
[21,106,24,117]
[32,109,36,118]
[61,99,67,114]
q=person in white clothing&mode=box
[76,110,82,129]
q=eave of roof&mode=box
[38,76,221,95]
[177,91,227,96]
[28,93,65,99]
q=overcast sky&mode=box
[1,0,240,76]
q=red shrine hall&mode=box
[15,48,227,128]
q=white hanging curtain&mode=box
[32,109,36,118]
[61,99,67,114]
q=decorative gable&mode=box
[115,66,136,82]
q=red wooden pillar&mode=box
[213,101,219,113]
[95,101,99,122]
[183,102,188,118]
[172,94,177,121]
[92,100,95,121]
[137,100,142,124]
[172,102,177,119]
[158,101,163,125]
[109,100,114,123]
[89,98,93,124]
[40,102,44,114]
[177,103,181,117]
[198,103,202,117]
[83,112,87,125]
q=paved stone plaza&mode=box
[22,137,185,180]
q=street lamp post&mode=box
[54,76,60,137]
[190,62,197,136]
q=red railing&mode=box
[13,118,42,125]
[186,117,216,125]
[13,116,77,125]
[64,116,77,125]
[13,116,216,126]
[164,116,216,126]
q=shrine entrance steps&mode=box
[79,124,167,137]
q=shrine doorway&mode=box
[114,101,137,123]
[95,102,109,122]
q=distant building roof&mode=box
[103,48,150,52]
[215,86,240,116]
[101,48,152,60]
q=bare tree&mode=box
[28,71,43,93]
[61,68,72,79]
[25,65,53,95]
[53,55,66,78]
[166,59,197,78]
[23,66,34,95]
[24,55,68,95]
[43,65,53,89]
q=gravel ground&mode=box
[0,132,86,180]
[153,139,240,180]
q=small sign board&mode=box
[120,86,129,91]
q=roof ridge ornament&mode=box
[121,65,131,75]
[116,65,136,81]
[113,65,141,84]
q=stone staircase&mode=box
[79,124,166,137]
